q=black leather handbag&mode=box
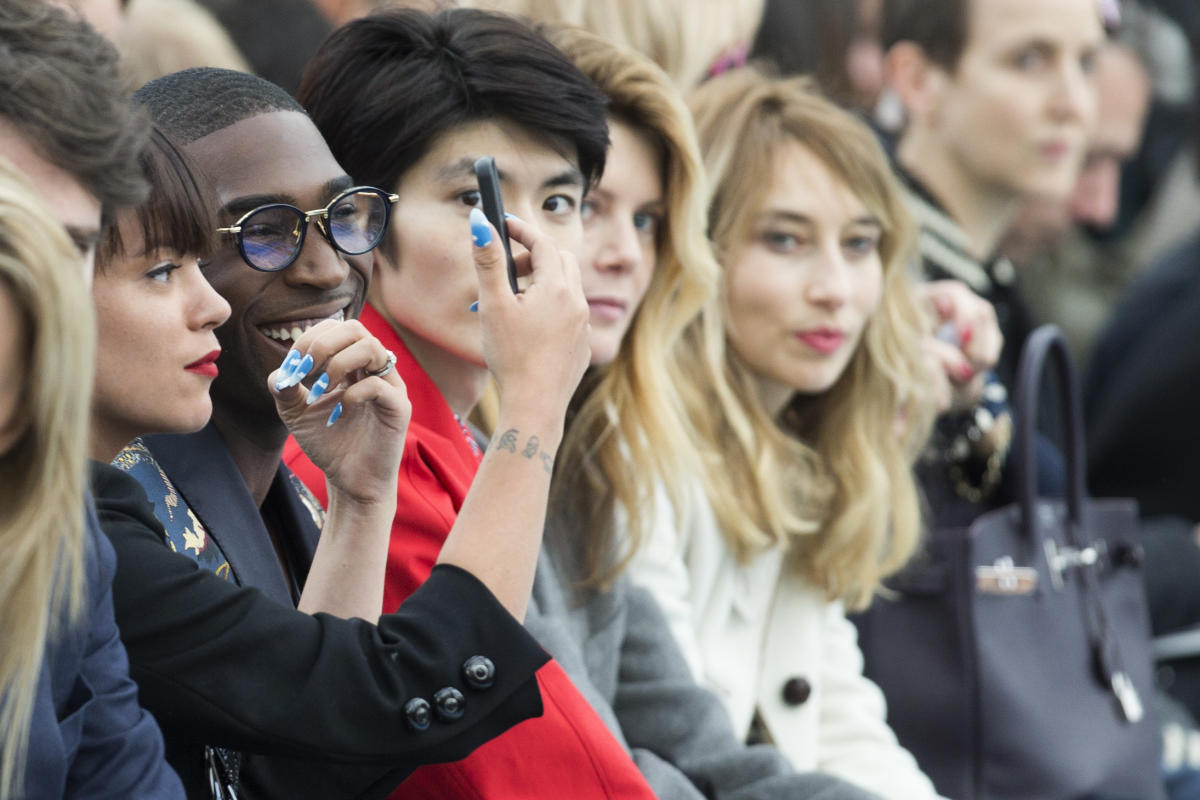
[852,326,1162,800]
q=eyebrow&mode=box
[219,174,357,220]
[434,157,585,191]
[759,210,881,228]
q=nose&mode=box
[1050,57,1097,127]
[285,221,351,290]
[803,245,850,309]
[188,264,231,330]
[590,215,642,276]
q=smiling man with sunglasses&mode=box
[86,66,601,797]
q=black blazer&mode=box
[91,435,547,798]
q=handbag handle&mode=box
[1014,325,1086,540]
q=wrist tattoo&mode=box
[491,429,554,474]
[521,435,540,458]
[496,428,518,453]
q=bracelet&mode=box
[932,374,1013,502]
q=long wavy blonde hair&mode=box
[467,0,764,90]
[543,26,722,589]
[681,67,934,610]
[0,159,94,797]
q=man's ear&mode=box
[885,41,947,124]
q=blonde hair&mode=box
[466,0,764,90]
[120,0,252,89]
[543,26,721,588]
[0,160,94,797]
[682,67,934,610]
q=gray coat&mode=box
[525,523,880,800]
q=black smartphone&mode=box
[473,155,519,293]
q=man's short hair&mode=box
[133,67,307,146]
[298,7,610,198]
[881,0,970,71]
[0,0,148,210]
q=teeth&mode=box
[261,310,348,342]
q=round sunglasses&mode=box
[217,185,399,272]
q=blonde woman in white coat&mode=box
[626,68,977,800]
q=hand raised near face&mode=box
[469,208,590,436]
[916,279,1004,413]
[268,319,411,504]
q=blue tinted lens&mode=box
[328,190,388,255]
[240,206,304,270]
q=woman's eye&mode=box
[844,234,880,257]
[147,262,181,283]
[457,189,482,208]
[762,231,801,252]
[1079,50,1097,76]
[1013,48,1048,72]
[633,211,660,237]
[543,194,577,215]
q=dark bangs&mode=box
[98,126,215,267]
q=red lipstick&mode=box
[185,350,221,377]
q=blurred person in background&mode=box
[1002,38,1151,368]
[192,0,331,94]
[464,0,766,90]
[749,0,885,115]
[120,0,251,87]
[878,0,1104,531]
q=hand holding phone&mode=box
[473,156,519,293]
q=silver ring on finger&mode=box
[367,349,397,378]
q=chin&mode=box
[171,403,213,435]
[589,344,619,368]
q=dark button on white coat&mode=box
[782,676,812,707]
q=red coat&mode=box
[284,303,654,799]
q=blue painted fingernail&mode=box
[279,348,301,375]
[305,372,330,405]
[468,301,479,313]
[325,401,342,427]
[469,207,492,247]
[277,353,314,390]
[504,212,524,224]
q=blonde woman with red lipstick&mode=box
[626,68,950,799]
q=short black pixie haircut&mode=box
[97,126,217,270]
[298,7,610,204]
[133,67,307,146]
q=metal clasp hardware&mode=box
[975,556,1038,595]
[1111,670,1144,723]
[1043,539,1099,590]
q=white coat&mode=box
[626,481,948,800]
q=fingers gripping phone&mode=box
[473,156,519,293]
